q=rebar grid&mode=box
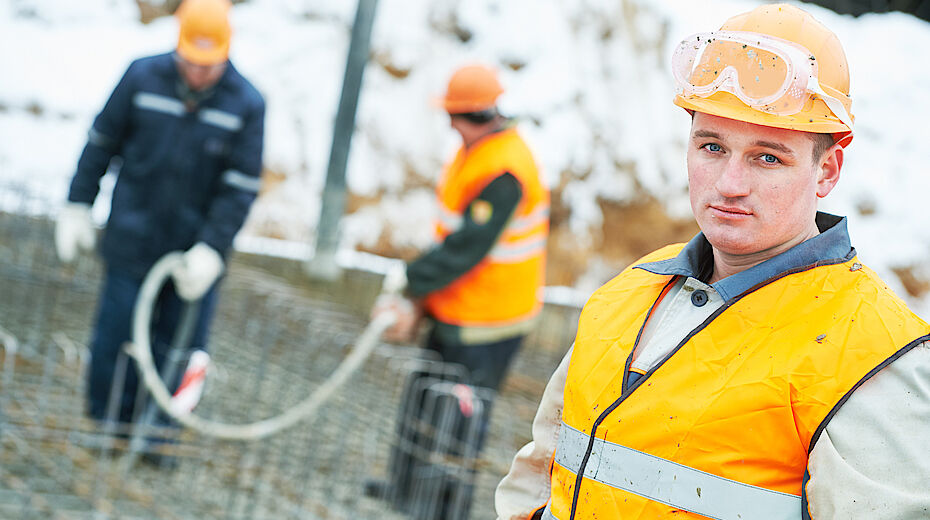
[0,183,577,519]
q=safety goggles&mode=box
[672,31,853,131]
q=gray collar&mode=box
[635,212,855,301]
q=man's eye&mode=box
[703,143,722,152]
[761,154,779,164]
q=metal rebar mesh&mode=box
[0,182,577,520]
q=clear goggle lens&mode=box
[672,31,853,130]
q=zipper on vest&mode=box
[570,278,676,519]
[622,278,678,393]
[570,277,738,520]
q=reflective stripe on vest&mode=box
[88,127,116,150]
[434,199,549,237]
[553,422,800,520]
[488,235,547,263]
[134,92,185,117]
[199,107,243,132]
[222,169,262,193]
[133,93,243,133]
[504,204,549,235]
[436,202,549,263]
[437,205,463,234]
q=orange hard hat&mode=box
[176,0,232,66]
[673,4,854,147]
[437,64,504,114]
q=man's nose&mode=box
[715,158,751,197]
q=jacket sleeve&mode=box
[805,341,930,518]
[197,93,266,256]
[496,345,573,520]
[406,172,522,298]
[68,61,137,204]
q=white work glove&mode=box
[55,202,96,263]
[171,242,225,301]
[371,294,422,344]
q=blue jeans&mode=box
[86,266,219,424]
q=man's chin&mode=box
[702,229,763,256]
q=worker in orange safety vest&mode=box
[495,4,930,520]
[369,63,550,520]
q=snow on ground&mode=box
[2,0,930,313]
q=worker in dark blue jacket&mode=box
[55,0,264,432]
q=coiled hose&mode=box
[125,251,398,441]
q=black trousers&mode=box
[385,329,523,520]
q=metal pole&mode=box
[307,0,380,280]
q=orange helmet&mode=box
[437,64,504,114]
[176,0,233,66]
[673,4,854,147]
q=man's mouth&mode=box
[709,204,752,217]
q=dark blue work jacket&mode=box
[68,52,265,278]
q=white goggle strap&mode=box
[807,78,854,132]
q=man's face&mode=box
[687,112,840,257]
[449,114,483,148]
[176,57,227,92]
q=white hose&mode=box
[125,251,396,441]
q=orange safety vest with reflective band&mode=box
[545,244,930,520]
[424,127,549,328]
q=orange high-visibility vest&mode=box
[424,127,549,328]
[546,244,929,520]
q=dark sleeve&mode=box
[406,172,523,298]
[68,62,137,204]
[197,91,266,255]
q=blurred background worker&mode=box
[496,4,930,520]
[54,0,264,434]
[370,63,550,519]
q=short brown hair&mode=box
[810,133,836,165]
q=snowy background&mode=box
[2,0,929,313]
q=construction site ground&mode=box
[0,203,579,520]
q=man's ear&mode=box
[816,144,843,198]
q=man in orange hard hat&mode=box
[56,0,264,460]
[496,4,930,519]
[369,63,550,519]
